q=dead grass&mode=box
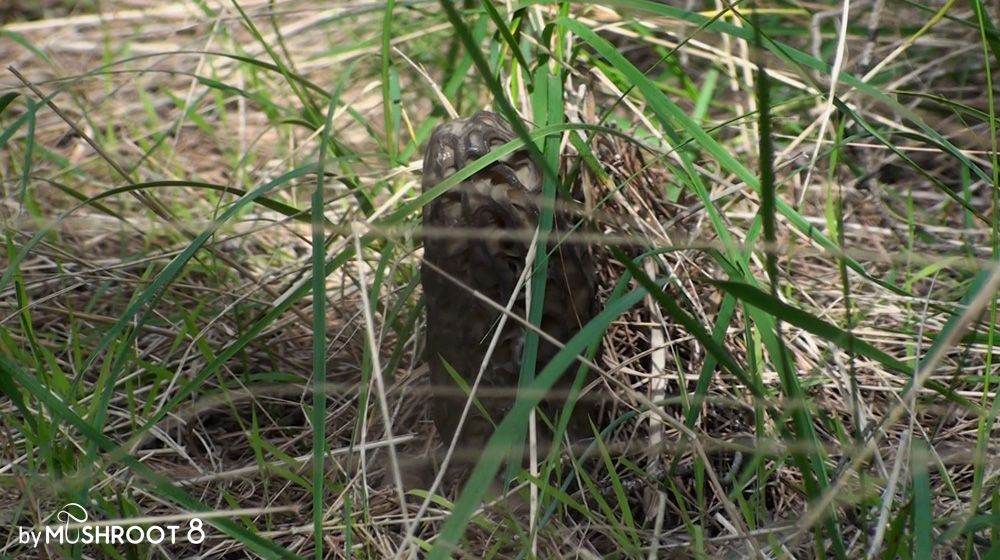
[2,0,999,559]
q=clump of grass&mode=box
[1,1,998,559]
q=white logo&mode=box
[17,504,206,547]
